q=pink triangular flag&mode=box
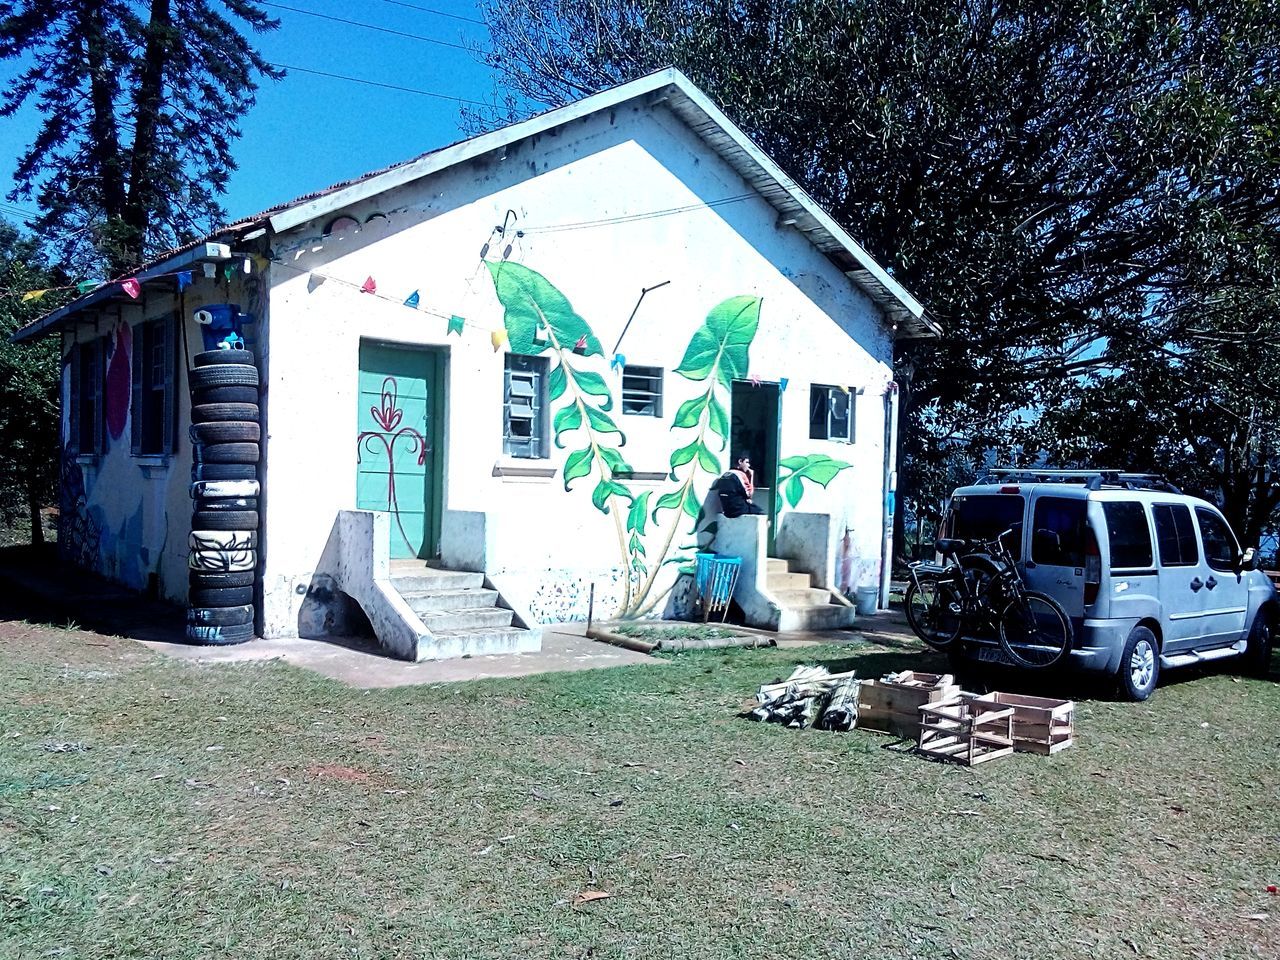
[574,335,588,351]
[121,278,141,299]
[360,276,377,294]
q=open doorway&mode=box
[729,380,781,548]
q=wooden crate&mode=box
[965,692,1074,755]
[916,700,1015,766]
[856,671,961,738]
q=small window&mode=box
[503,355,548,459]
[1152,503,1199,566]
[1195,508,1240,572]
[1031,496,1088,567]
[1102,501,1153,569]
[944,494,1025,561]
[621,365,663,417]
[70,339,104,456]
[809,385,854,442]
[131,315,176,456]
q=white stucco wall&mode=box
[255,101,897,635]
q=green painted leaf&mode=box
[673,328,721,382]
[584,405,623,440]
[669,440,699,477]
[552,403,582,447]
[677,564,696,576]
[485,262,603,356]
[563,447,594,491]
[652,490,684,522]
[672,395,708,428]
[592,478,630,513]
[571,369,614,412]
[599,445,632,476]
[779,455,810,471]
[797,454,852,487]
[786,475,805,508]
[627,491,651,535]
[696,446,721,474]
[674,295,761,386]
[707,393,729,444]
[682,485,701,519]
[548,363,567,402]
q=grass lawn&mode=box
[1,613,1278,959]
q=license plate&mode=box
[975,646,1014,665]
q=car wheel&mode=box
[1118,625,1160,701]
[1243,608,1274,678]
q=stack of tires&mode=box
[187,349,260,645]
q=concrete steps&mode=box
[388,562,536,657]
[767,556,856,632]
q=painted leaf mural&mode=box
[673,295,761,386]
[777,453,853,509]
[486,261,604,357]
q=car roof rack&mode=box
[977,468,1183,495]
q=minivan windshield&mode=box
[944,494,1024,559]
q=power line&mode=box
[258,1,478,53]
[268,62,491,106]
[371,0,485,26]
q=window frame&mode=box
[1030,495,1089,567]
[1194,507,1240,573]
[69,338,105,458]
[502,354,550,460]
[620,364,663,418]
[808,384,855,443]
[1101,500,1154,570]
[1152,502,1200,567]
[131,313,178,457]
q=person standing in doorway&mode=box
[716,452,765,518]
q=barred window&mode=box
[503,355,549,459]
[621,365,663,417]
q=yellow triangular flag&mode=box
[21,289,48,302]
[491,329,509,352]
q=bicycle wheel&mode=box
[998,591,1072,669]
[904,577,964,650]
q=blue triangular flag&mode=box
[404,290,420,309]
[779,377,789,392]
[611,353,626,372]
[175,270,193,291]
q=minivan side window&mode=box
[1031,496,1087,566]
[1152,504,1199,566]
[1102,501,1153,569]
[1195,508,1240,572]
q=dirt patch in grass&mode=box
[612,622,745,642]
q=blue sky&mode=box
[0,0,514,227]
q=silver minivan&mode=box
[939,470,1276,700]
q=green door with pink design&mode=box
[356,342,443,559]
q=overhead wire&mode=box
[258,1,481,53]
[370,0,486,25]
[265,62,491,106]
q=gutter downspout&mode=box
[879,382,899,609]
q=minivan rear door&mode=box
[1151,502,1206,652]
[1024,494,1088,619]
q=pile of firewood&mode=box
[745,665,863,731]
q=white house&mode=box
[14,69,937,660]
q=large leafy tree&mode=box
[0,219,65,546]
[473,0,1280,551]
[0,0,281,274]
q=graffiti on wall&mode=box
[59,451,101,568]
[484,261,852,619]
[356,376,428,555]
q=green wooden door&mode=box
[356,342,441,559]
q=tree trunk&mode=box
[82,2,127,225]
[123,0,175,269]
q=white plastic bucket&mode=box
[854,585,879,616]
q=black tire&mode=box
[193,442,258,464]
[194,497,258,512]
[194,349,255,367]
[189,365,258,390]
[1118,625,1160,701]
[1243,608,1274,678]
[192,463,257,481]
[192,403,259,424]
[186,621,254,645]
[998,591,1072,669]
[190,570,254,589]
[190,585,253,606]
[904,577,963,650]
[191,510,258,529]
[193,385,258,405]
[191,421,260,444]
[187,604,254,626]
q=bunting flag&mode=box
[306,272,326,293]
[203,263,217,279]
[447,314,465,336]
[222,263,234,282]
[76,280,98,295]
[121,278,141,299]
[573,334,588,354]
[175,271,192,292]
[610,353,626,372]
[360,276,377,294]
[748,373,762,387]
[21,289,48,303]
[491,329,508,352]
[403,290,420,309]
[243,257,252,274]
[837,384,850,394]
[779,377,789,392]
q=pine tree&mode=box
[0,1,281,274]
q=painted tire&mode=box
[191,421,260,444]
[189,365,258,389]
[195,497,258,512]
[187,604,254,626]
[189,529,258,551]
[193,385,258,405]
[191,479,260,499]
[186,622,254,645]
[192,403,259,424]
[191,510,258,530]
[192,462,257,481]
[189,547,256,572]
[194,349,256,368]
[189,585,253,606]
[190,570,254,589]
[193,442,258,464]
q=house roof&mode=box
[14,68,938,343]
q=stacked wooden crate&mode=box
[963,692,1075,755]
[916,699,1016,766]
[855,671,961,739]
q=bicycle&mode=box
[904,527,1073,669]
